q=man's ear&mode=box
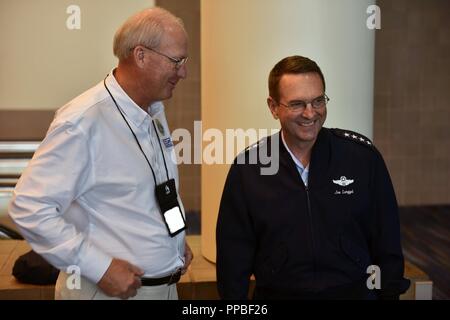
[132,46,146,68]
[267,97,279,120]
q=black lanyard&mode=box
[103,77,170,186]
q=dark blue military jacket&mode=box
[216,127,410,299]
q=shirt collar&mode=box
[281,131,309,173]
[105,70,162,129]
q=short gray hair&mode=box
[113,7,185,61]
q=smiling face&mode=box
[138,23,188,103]
[268,72,327,151]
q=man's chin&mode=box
[159,91,173,101]
[167,86,176,96]
[296,130,319,143]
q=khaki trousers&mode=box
[55,272,178,300]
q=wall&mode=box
[156,0,201,212]
[0,0,155,110]
[374,0,450,205]
[0,0,156,139]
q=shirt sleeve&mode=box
[8,121,112,284]
[216,162,256,299]
[370,149,411,299]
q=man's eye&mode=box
[290,102,305,109]
[314,97,325,103]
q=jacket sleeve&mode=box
[216,162,256,299]
[371,149,410,299]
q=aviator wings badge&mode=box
[333,176,354,186]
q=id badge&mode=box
[155,179,186,237]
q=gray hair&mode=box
[113,7,185,61]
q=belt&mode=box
[141,269,182,286]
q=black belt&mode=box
[141,269,182,286]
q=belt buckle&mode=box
[167,268,181,285]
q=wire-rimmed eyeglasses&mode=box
[277,94,330,111]
[140,45,188,69]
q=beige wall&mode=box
[157,0,201,212]
[374,0,450,205]
[0,0,154,110]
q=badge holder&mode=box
[104,78,186,237]
[155,179,186,237]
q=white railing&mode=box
[0,159,29,175]
[0,189,13,218]
[0,141,39,153]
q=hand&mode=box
[97,258,144,299]
[181,242,194,275]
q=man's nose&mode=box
[301,103,315,119]
[177,64,187,79]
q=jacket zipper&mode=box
[305,185,317,280]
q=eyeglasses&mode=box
[277,94,330,111]
[141,45,188,69]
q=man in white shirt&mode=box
[9,7,193,300]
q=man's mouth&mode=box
[299,120,315,127]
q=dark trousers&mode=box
[253,280,378,300]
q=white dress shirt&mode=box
[9,72,186,284]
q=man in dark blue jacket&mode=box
[216,55,410,299]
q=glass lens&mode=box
[289,101,306,110]
[312,96,326,108]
